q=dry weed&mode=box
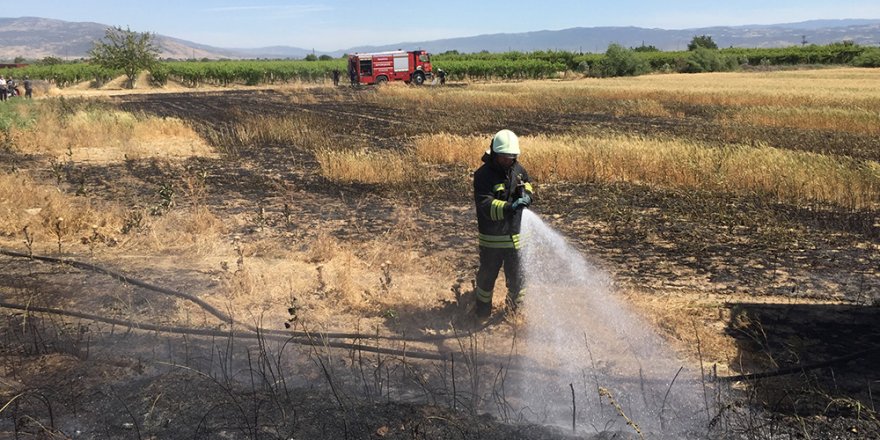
[211,241,410,328]
[222,113,333,151]
[315,148,413,185]
[323,252,365,308]
[610,99,675,118]
[622,289,740,376]
[723,106,880,135]
[367,68,880,128]
[376,84,537,112]
[7,99,213,162]
[306,230,342,263]
[413,133,485,169]
[410,132,880,210]
[122,206,226,256]
[302,231,368,309]
[0,172,124,254]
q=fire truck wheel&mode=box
[376,76,388,85]
[412,72,426,86]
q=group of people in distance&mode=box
[0,75,33,101]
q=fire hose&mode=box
[0,247,502,362]
[1,247,873,382]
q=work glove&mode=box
[510,194,531,211]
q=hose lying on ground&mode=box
[0,300,450,361]
[2,247,873,381]
[714,346,880,383]
[0,247,500,342]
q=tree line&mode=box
[3,28,879,88]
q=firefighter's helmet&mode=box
[489,129,520,156]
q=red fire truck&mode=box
[347,50,433,86]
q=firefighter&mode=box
[348,58,358,86]
[23,76,32,99]
[473,129,534,318]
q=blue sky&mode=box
[16,1,880,51]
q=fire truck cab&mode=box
[347,50,433,86]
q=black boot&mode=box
[475,300,492,318]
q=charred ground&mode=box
[110,89,878,301]
[1,83,878,439]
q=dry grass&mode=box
[0,170,227,257]
[4,99,214,163]
[414,133,486,168]
[209,219,454,327]
[0,98,228,256]
[552,68,880,108]
[0,172,124,253]
[5,72,874,334]
[621,289,741,374]
[315,148,414,185]
[412,132,880,210]
[213,112,334,151]
[368,68,880,130]
[375,84,542,113]
[132,70,880,207]
[125,206,227,256]
[1,95,451,328]
[723,106,880,135]
[622,289,855,376]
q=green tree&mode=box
[318,54,333,61]
[681,47,739,73]
[596,44,650,77]
[304,53,318,61]
[852,48,880,67]
[89,26,159,88]
[39,56,64,65]
[688,35,718,51]
[633,43,660,52]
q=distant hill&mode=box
[0,17,312,60]
[337,19,880,55]
[0,16,878,62]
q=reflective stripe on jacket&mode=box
[473,152,533,249]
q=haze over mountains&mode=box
[1,16,878,61]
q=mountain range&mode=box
[1,17,878,61]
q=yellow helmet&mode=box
[490,129,520,155]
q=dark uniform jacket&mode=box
[473,152,534,249]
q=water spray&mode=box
[509,209,705,438]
